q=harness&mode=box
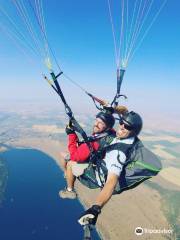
[78,135,135,188]
[102,137,138,165]
[79,136,162,194]
[93,138,136,188]
[77,132,115,189]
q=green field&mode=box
[145,180,180,239]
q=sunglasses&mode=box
[119,119,133,131]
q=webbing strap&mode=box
[117,68,125,96]
[78,131,112,145]
[47,71,92,151]
[111,68,126,106]
[70,117,91,146]
[50,72,67,107]
[96,160,106,187]
[86,92,106,111]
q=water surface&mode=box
[0,148,100,240]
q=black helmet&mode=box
[122,111,143,135]
[96,112,115,129]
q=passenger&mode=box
[59,111,116,199]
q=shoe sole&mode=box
[59,192,77,199]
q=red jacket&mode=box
[68,133,99,162]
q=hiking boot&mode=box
[59,189,77,199]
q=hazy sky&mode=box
[0,0,180,119]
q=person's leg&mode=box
[66,161,76,190]
[60,153,70,177]
[59,161,77,199]
[60,158,67,171]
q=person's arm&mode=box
[68,134,99,162]
[78,173,118,226]
[78,149,125,226]
[95,173,118,207]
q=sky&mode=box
[0,0,180,122]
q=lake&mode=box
[0,148,100,240]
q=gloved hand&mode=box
[65,121,75,135]
[78,205,101,226]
